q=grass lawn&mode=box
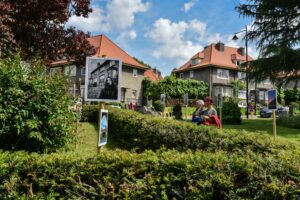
[71,122,120,155]
[223,118,300,142]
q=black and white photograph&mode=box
[85,57,122,102]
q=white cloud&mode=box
[183,0,198,12]
[67,8,109,32]
[147,18,203,65]
[106,0,150,31]
[118,30,137,40]
[66,0,150,40]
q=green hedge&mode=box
[0,149,299,199]
[277,115,300,129]
[222,100,242,124]
[108,108,296,154]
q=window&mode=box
[259,91,265,100]
[263,78,271,85]
[50,67,61,76]
[238,90,246,99]
[131,90,137,99]
[190,71,194,78]
[215,87,233,97]
[237,72,246,80]
[81,67,86,75]
[180,73,184,78]
[64,65,76,76]
[133,69,138,77]
[191,58,201,65]
[217,69,229,80]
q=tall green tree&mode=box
[237,0,300,83]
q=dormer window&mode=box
[191,58,201,65]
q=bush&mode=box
[277,115,300,129]
[284,89,300,105]
[0,149,299,199]
[172,104,182,119]
[108,108,296,154]
[153,100,165,112]
[289,102,299,110]
[0,55,76,152]
[221,99,242,124]
[81,105,99,122]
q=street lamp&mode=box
[232,25,249,119]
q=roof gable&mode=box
[87,35,147,70]
[174,43,254,72]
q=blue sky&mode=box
[67,0,256,76]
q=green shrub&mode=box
[108,108,296,154]
[0,55,76,152]
[277,115,300,129]
[221,99,242,124]
[284,89,300,105]
[0,149,299,199]
[153,100,165,112]
[289,102,299,110]
[81,105,99,122]
[172,104,182,119]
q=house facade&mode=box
[49,34,148,106]
[173,42,274,105]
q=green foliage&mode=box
[142,76,208,100]
[153,100,165,112]
[284,89,300,105]
[231,80,246,99]
[107,108,298,154]
[277,115,300,129]
[172,104,182,119]
[81,105,99,122]
[0,55,76,152]
[133,57,152,68]
[289,102,299,110]
[221,99,242,124]
[0,148,299,199]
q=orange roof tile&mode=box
[144,69,163,81]
[174,43,253,72]
[87,35,148,70]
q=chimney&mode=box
[238,47,245,56]
[216,42,224,52]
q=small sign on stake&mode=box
[184,93,189,107]
[98,109,108,147]
[268,89,277,138]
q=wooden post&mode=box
[98,102,105,152]
[272,109,277,138]
[219,107,222,129]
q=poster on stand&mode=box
[268,89,277,110]
[85,57,122,102]
[184,93,189,106]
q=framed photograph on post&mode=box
[268,89,277,110]
[160,94,166,105]
[98,109,108,147]
[85,57,122,102]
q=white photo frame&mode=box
[85,57,122,102]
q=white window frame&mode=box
[50,67,61,76]
[237,72,246,80]
[190,71,194,78]
[64,65,76,76]
[217,69,229,80]
[133,69,138,77]
[238,90,246,99]
[259,91,265,100]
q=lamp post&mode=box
[232,25,249,119]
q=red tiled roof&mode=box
[51,34,147,70]
[87,35,148,70]
[144,69,163,81]
[174,43,253,72]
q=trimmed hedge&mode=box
[277,115,300,129]
[222,100,242,124]
[0,149,299,199]
[108,108,296,154]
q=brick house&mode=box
[50,34,149,105]
[173,42,274,104]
